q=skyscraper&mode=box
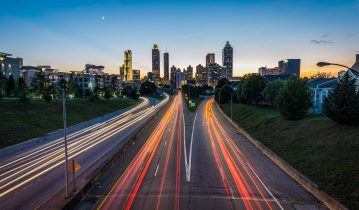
[207,63,222,86]
[280,59,301,76]
[185,65,193,80]
[124,50,132,81]
[206,53,215,67]
[222,41,233,78]
[164,52,169,82]
[195,64,207,86]
[152,44,160,82]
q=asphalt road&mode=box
[98,93,326,210]
[0,95,169,210]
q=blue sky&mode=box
[1,0,359,77]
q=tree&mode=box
[240,73,266,105]
[124,86,139,100]
[216,84,234,104]
[323,73,359,125]
[182,84,200,99]
[0,71,5,98]
[264,79,285,107]
[104,86,113,99]
[6,74,15,96]
[310,72,333,79]
[17,78,30,104]
[31,71,55,102]
[140,80,157,95]
[277,77,312,120]
[216,78,231,89]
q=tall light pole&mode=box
[230,91,233,121]
[317,62,357,72]
[60,68,87,198]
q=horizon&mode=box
[1,0,359,77]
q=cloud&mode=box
[321,34,328,38]
[311,40,333,45]
[346,34,356,37]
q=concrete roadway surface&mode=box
[0,95,169,210]
[98,93,326,210]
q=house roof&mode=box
[307,78,338,89]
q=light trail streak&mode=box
[99,95,176,210]
[0,96,169,198]
[205,98,284,210]
[156,97,179,210]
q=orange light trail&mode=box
[99,95,177,210]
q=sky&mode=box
[1,0,359,78]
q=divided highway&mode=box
[0,95,169,210]
[99,93,326,210]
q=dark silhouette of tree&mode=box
[277,76,312,120]
[239,73,266,105]
[264,79,285,107]
[140,80,157,95]
[323,73,359,125]
[6,74,15,96]
[17,77,30,104]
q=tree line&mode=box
[215,73,359,125]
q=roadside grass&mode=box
[0,98,137,148]
[221,103,359,209]
[185,97,204,112]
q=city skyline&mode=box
[1,0,359,77]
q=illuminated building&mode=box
[152,44,160,82]
[206,53,215,67]
[0,52,23,80]
[195,64,207,86]
[124,50,133,81]
[207,63,222,86]
[185,65,193,80]
[222,41,233,78]
[164,52,169,82]
[132,69,140,82]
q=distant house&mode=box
[348,54,359,90]
[307,78,338,114]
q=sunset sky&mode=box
[1,0,359,77]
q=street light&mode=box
[58,68,87,198]
[317,62,357,72]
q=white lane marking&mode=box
[187,111,198,182]
[154,164,160,177]
[181,99,189,181]
[246,162,284,210]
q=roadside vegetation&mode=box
[0,98,136,148]
[182,84,205,112]
[215,74,359,209]
[221,103,358,209]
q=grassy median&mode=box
[0,98,137,148]
[221,103,358,209]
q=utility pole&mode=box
[62,87,70,198]
[231,92,233,121]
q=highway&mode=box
[99,93,326,210]
[0,95,169,210]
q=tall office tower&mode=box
[207,63,222,86]
[186,65,193,80]
[164,52,169,82]
[124,50,133,81]
[222,41,233,78]
[206,53,215,67]
[195,64,207,86]
[280,59,301,76]
[119,64,125,81]
[152,44,160,82]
